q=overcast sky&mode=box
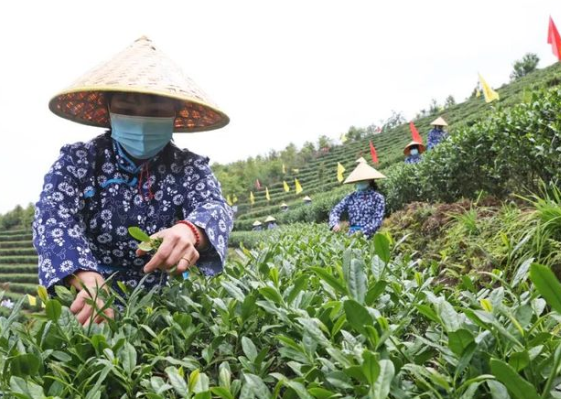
[0,0,559,214]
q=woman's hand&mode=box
[67,271,114,326]
[139,223,204,275]
[332,223,342,233]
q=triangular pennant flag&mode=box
[255,179,261,190]
[340,133,348,143]
[548,16,561,61]
[283,181,290,192]
[27,294,36,306]
[295,179,303,194]
[265,187,271,201]
[409,122,423,143]
[337,162,346,183]
[249,191,255,205]
[282,163,286,174]
[226,194,233,206]
[369,141,379,164]
[232,194,238,204]
[478,74,500,103]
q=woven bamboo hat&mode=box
[303,196,312,202]
[265,216,276,223]
[356,157,367,164]
[280,202,288,207]
[252,220,262,227]
[403,141,426,156]
[430,116,448,126]
[344,162,386,184]
[49,36,229,132]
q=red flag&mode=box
[409,122,423,143]
[548,17,561,61]
[255,179,261,190]
[369,141,379,164]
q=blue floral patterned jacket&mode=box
[404,154,422,164]
[33,132,233,291]
[328,189,385,238]
[427,128,448,150]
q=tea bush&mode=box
[2,224,561,398]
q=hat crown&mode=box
[344,162,386,183]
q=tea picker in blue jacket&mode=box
[265,216,278,229]
[33,37,233,326]
[329,159,386,238]
[404,141,425,164]
[427,116,449,150]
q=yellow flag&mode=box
[283,181,290,192]
[282,164,286,174]
[340,133,348,143]
[249,191,255,205]
[226,195,233,206]
[295,179,303,194]
[265,187,271,201]
[232,194,238,204]
[478,74,499,103]
[337,162,346,183]
[27,294,36,306]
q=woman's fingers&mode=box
[71,289,113,326]
[70,293,86,314]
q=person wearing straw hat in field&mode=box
[252,220,263,231]
[427,116,449,150]
[265,216,278,230]
[33,37,233,325]
[329,162,386,238]
[280,202,289,212]
[303,196,312,205]
[404,141,425,164]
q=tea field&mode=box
[2,221,561,398]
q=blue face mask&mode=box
[355,182,370,191]
[410,148,419,156]
[110,112,174,159]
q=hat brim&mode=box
[49,87,230,132]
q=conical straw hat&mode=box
[252,220,262,227]
[403,141,426,156]
[430,116,448,126]
[344,162,386,184]
[49,36,229,132]
[265,216,276,222]
[303,196,312,202]
[356,157,367,164]
[280,202,288,207]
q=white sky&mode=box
[0,0,559,214]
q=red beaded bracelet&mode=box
[176,220,201,249]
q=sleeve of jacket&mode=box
[362,193,386,238]
[329,194,351,229]
[33,143,99,292]
[181,154,234,276]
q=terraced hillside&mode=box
[0,227,38,314]
[231,62,561,230]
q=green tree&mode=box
[444,95,456,108]
[510,53,540,81]
[317,135,333,150]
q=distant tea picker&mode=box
[427,117,449,150]
[329,158,386,238]
[33,36,233,325]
